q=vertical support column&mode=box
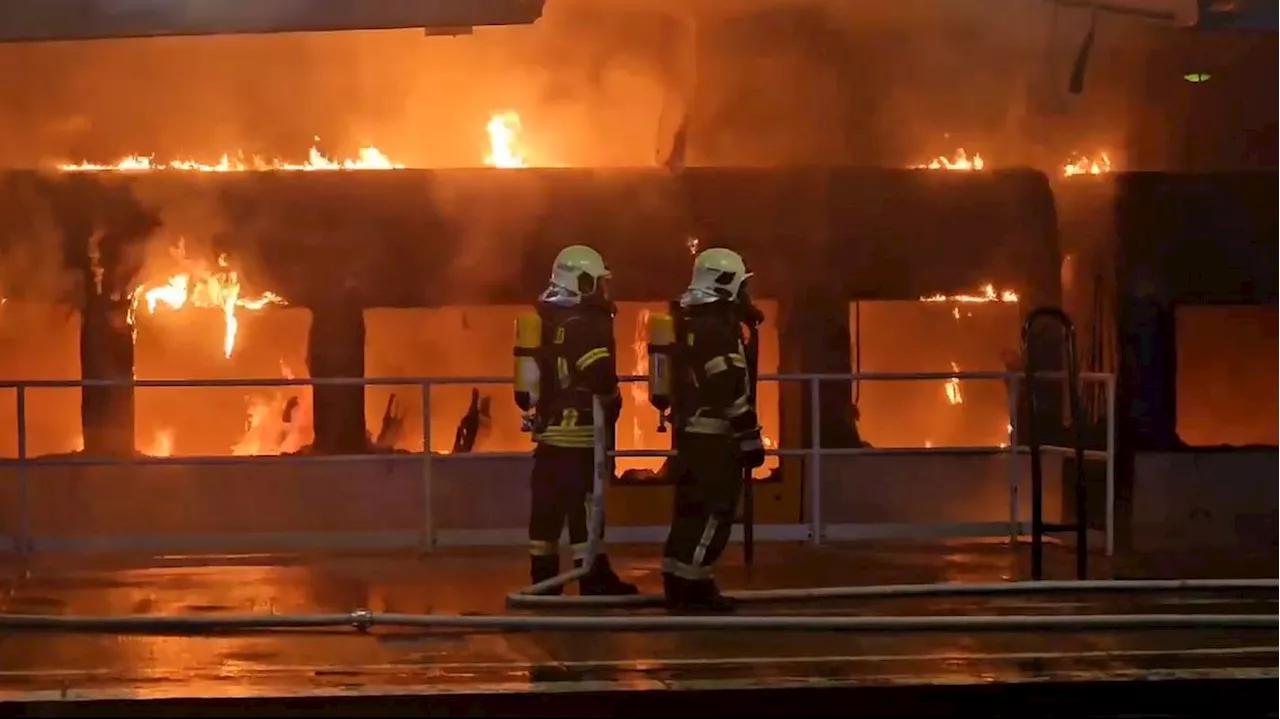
[80,292,136,456]
[1117,292,1177,451]
[777,291,859,529]
[308,297,367,454]
[1107,289,1175,554]
[61,178,155,459]
[778,292,860,450]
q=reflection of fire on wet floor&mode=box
[0,543,1272,707]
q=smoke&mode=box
[0,1,676,168]
[0,0,1270,298]
[0,0,1271,171]
[0,0,1267,297]
[0,177,73,304]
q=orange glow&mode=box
[630,308,652,449]
[912,149,985,171]
[142,428,174,457]
[231,361,312,457]
[58,143,404,172]
[483,111,527,168]
[1063,152,1113,177]
[918,286,1019,438]
[944,361,964,405]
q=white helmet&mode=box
[549,244,611,299]
[688,247,752,302]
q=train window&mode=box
[1175,304,1278,447]
[849,295,1020,449]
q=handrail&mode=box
[1021,306,1089,581]
[0,370,1113,389]
[6,363,1255,635]
[3,369,1116,567]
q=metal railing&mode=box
[1023,306,1089,581]
[0,370,1115,560]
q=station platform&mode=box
[0,541,1274,717]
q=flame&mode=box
[912,149,986,171]
[232,361,313,456]
[57,114,547,172]
[632,309,651,448]
[142,428,175,457]
[922,285,1017,444]
[131,242,286,359]
[58,142,404,173]
[944,361,964,405]
[484,112,527,169]
[920,283,1019,304]
[1063,152,1113,177]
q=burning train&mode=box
[23,119,1058,464]
[0,0,1273,555]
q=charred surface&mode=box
[0,167,1058,307]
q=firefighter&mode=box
[526,245,637,596]
[662,247,765,612]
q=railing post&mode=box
[1006,375,1020,544]
[419,382,434,553]
[1104,374,1116,557]
[16,385,29,559]
[741,320,761,566]
[808,376,822,546]
[587,396,606,569]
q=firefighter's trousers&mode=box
[528,443,603,560]
[662,432,744,580]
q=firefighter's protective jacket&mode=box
[673,303,758,437]
[532,302,619,448]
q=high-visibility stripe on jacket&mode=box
[532,303,618,449]
[673,305,758,436]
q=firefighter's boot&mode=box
[576,554,638,596]
[529,555,563,596]
[662,572,737,613]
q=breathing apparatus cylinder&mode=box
[645,312,676,433]
[513,312,542,432]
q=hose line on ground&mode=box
[508,578,1280,608]
[0,611,1272,634]
[504,399,1278,610]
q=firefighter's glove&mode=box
[734,427,766,469]
[602,391,623,425]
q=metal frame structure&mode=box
[1022,307,1090,581]
[0,373,1273,632]
[0,0,547,43]
[1048,0,1196,24]
[0,370,1116,561]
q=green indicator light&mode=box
[1183,73,1213,83]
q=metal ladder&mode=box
[1021,307,1090,581]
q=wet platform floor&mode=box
[0,542,1275,716]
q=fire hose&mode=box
[0,612,1271,634]
[502,399,1277,616]
[3,403,1271,635]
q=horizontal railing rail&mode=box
[0,370,1112,389]
[0,370,1115,561]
